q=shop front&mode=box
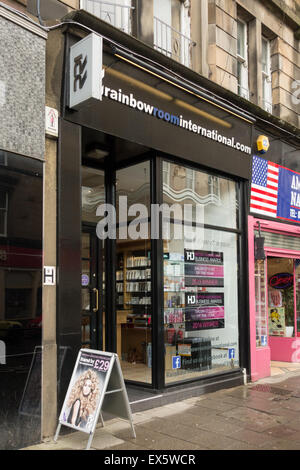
[249,150,300,381]
[55,13,254,403]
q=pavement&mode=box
[21,362,300,451]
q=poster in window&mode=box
[268,307,286,336]
[185,292,225,331]
[184,249,224,287]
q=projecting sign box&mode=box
[69,33,103,110]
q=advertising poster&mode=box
[184,249,224,287]
[185,292,225,331]
[59,350,112,434]
[268,307,286,336]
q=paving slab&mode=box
[20,364,300,451]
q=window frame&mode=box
[153,0,192,67]
[261,36,272,113]
[237,18,249,100]
[161,158,244,386]
[80,0,133,34]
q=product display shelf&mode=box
[116,245,151,326]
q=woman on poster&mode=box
[66,369,100,430]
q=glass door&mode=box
[81,166,105,350]
[267,257,295,338]
[296,260,300,337]
[81,230,104,350]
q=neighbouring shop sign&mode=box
[55,349,135,450]
[69,33,103,109]
[250,155,300,223]
[269,272,293,290]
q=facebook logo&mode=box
[172,356,181,369]
[228,348,235,359]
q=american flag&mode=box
[250,155,279,217]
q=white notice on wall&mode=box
[43,266,56,286]
[45,106,59,137]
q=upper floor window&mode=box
[80,0,133,34]
[262,36,272,113]
[153,0,193,67]
[237,18,249,99]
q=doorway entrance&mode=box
[81,166,105,351]
[267,255,300,361]
[81,161,153,384]
[81,229,104,350]
[249,216,300,381]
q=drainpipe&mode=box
[37,0,45,26]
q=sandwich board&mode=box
[54,349,136,450]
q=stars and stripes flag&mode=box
[250,155,279,217]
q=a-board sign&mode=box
[54,349,135,450]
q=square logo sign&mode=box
[69,33,103,109]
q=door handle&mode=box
[93,288,99,312]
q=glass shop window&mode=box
[116,161,152,384]
[255,260,268,347]
[163,162,240,384]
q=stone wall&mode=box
[204,0,300,128]
[0,9,46,159]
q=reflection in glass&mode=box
[162,162,237,229]
[0,152,43,449]
[81,233,90,259]
[81,167,105,224]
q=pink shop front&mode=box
[249,155,300,381]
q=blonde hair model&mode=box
[67,369,100,427]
